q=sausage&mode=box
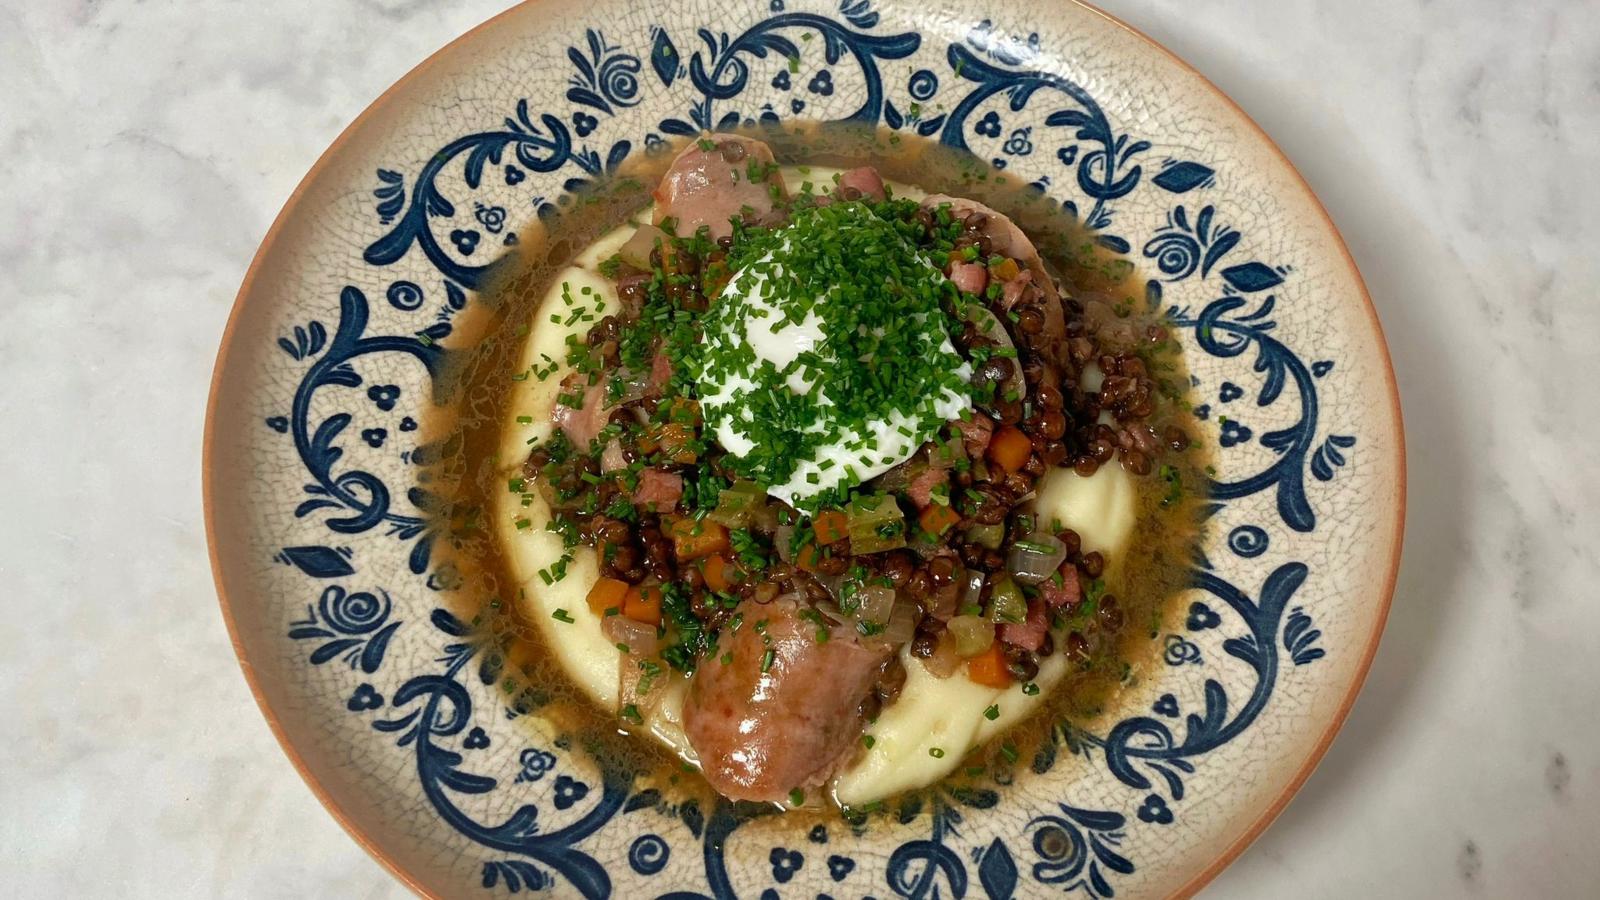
[653,134,787,241]
[922,194,1067,358]
[836,166,887,201]
[683,600,890,801]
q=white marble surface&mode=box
[1,0,1596,895]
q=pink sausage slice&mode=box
[683,600,889,801]
[653,134,787,241]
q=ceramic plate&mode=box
[205,0,1404,896]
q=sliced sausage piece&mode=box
[922,194,1067,357]
[683,600,890,801]
[836,166,887,201]
[653,134,787,241]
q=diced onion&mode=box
[814,573,846,603]
[928,580,960,621]
[617,367,653,405]
[961,569,986,611]
[814,600,845,624]
[618,223,669,271]
[855,584,896,626]
[1007,532,1067,585]
[922,632,962,678]
[879,602,919,647]
[774,522,796,562]
[600,439,627,473]
[602,615,661,657]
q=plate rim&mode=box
[202,1,1407,896]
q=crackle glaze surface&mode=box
[205,0,1403,896]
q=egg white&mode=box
[493,169,1135,804]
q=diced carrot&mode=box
[702,554,736,592]
[641,422,697,464]
[586,577,630,616]
[965,640,1013,689]
[987,257,1020,281]
[919,503,962,537]
[669,518,729,560]
[794,542,821,572]
[666,397,702,423]
[622,584,663,625]
[987,425,1032,474]
[813,510,850,545]
[659,423,698,463]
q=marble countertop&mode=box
[2,0,1595,895]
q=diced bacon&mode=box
[999,597,1050,652]
[906,466,949,509]
[1040,568,1082,609]
[836,166,887,201]
[550,373,611,448]
[633,468,683,511]
[953,412,995,457]
[948,261,988,295]
[649,350,674,393]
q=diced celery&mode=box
[966,523,1005,550]
[847,493,907,554]
[986,575,1027,624]
[947,615,995,658]
[708,480,766,527]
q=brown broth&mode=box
[416,125,1211,816]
